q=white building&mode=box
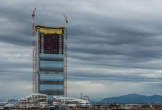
[18,93,48,108]
[53,96,90,107]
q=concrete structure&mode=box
[33,25,67,97]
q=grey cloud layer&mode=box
[0,0,162,98]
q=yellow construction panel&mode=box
[36,26,64,34]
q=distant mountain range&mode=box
[98,94,162,104]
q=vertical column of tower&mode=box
[33,30,39,93]
[64,27,67,97]
[32,8,36,93]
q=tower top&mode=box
[35,25,65,34]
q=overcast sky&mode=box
[1,0,162,101]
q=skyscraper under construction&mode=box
[33,25,67,97]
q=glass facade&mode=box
[33,26,66,96]
[40,54,64,61]
[40,73,64,81]
[40,60,64,71]
[40,85,64,91]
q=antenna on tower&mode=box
[32,8,36,31]
[64,14,68,24]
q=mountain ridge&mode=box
[99,94,162,104]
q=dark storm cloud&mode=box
[68,17,162,70]
[68,71,162,82]
[0,71,32,81]
[0,5,32,46]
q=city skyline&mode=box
[0,0,162,101]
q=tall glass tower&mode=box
[33,25,67,96]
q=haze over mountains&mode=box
[99,94,162,104]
